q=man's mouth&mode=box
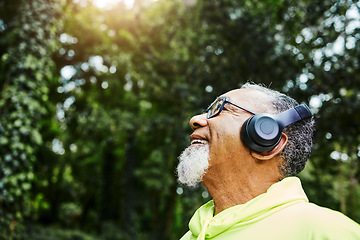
[190,133,209,146]
[191,139,209,145]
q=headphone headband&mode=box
[274,104,312,128]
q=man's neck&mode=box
[202,168,280,215]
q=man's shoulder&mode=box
[277,201,360,238]
[285,201,353,221]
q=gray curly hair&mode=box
[241,83,315,177]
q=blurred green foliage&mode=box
[0,0,61,238]
[0,0,360,239]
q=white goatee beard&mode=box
[176,144,210,188]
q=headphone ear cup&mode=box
[241,117,256,150]
[241,114,282,153]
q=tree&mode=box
[0,0,61,238]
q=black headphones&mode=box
[240,104,313,153]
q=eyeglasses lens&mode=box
[207,98,225,118]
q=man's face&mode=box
[177,89,262,187]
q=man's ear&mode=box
[251,133,288,160]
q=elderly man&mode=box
[177,83,360,240]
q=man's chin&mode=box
[176,144,210,188]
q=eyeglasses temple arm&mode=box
[229,101,257,115]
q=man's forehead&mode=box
[218,88,255,102]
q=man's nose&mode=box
[189,113,208,130]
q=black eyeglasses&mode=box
[206,97,256,119]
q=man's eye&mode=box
[214,103,222,111]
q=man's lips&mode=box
[190,134,209,145]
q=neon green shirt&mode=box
[180,177,360,240]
